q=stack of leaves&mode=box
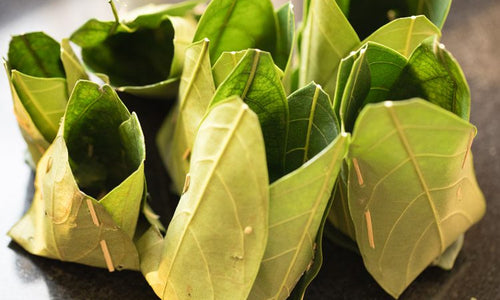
[3,0,486,299]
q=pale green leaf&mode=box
[8,80,146,271]
[249,133,349,300]
[212,50,247,87]
[158,39,216,194]
[432,234,464,270]
[60,39,89,93]
[10,71,67,142]
[145,97,269,299]
[285,82,339,174]
[348,99,485,298]
[193,0,277,64]
[211,50,288,182]
[362,15,441,58]
[299,0,360,98]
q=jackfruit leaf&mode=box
[389,35,470,121]
[157,39,215,194]
[60,38,89,93]
[212,50,247,87]
[362,15,441,58]
[348,0,451,39]
[141,97,269,299]
[124,0,204,24]
[339,42,407,132]
[299,0,360,98]
[8,81,146,271]
[211,50,288,182]
[285,82,339,174]
[193,0,277,65]
[347,99,485,298]
[249,133,349,300]
[275,2,295,71]
[71,12,196,98]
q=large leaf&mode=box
[142,97,269,299]
[389,36,470,120]
[157,39,216,194]
[211,50,288,182]
[285,82,339,174]
[347,99,485,298]
[348,0,451,39]
[71,11,197,98]
[299,0,360,98]
[249,133,349,300]
[9,81,146,271]
[193,0,277,64]
[362,15,441,58]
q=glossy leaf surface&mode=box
[143,97,269,299]
[9,81,146,271]
[193,0,277,64]
[211,50,288,182]
[348,99,485,298]
[249,133,349,300]
[275,2,295,71]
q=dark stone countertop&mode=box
[0,0,498,299]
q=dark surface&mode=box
[0,0,498,299]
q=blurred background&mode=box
[0,0,498,299]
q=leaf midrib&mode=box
[162,105,248,298]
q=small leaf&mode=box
[348,99,485,298]
[8,32,65,78]
[284,82,339,174]
[249,133,349,300]
[275,2,295,71]
[193,0,277,64]
[149,97,269,299]
[157,39,216,194]
[60,39,89,93]
[389,36,471,120]
[362,15,441,58]
[211,50,288,182]
[299,0,360,98]
[212,50,247,87]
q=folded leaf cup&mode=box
[4,32,88,166]
[9,81,146,271]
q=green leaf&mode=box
[193,0,277,64]
[157,39,216,194]
[275,2,295,71]
[212,50,247,87]
[60,39,89,93]
[249,133,349,300]
[348,0,451,39]
[362,15,441,58]
[339,42,407,131]
[299,0,360,98]
[389,35,470,120]
[71,14,197,98]
[10,71,67,143]
[9,80,146,271]
[347,99,485,298]
[8,32,65,78]
[125,0,204,27]
[211,50,288,182]
[144,97,269,299]
[285,82,339,174]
